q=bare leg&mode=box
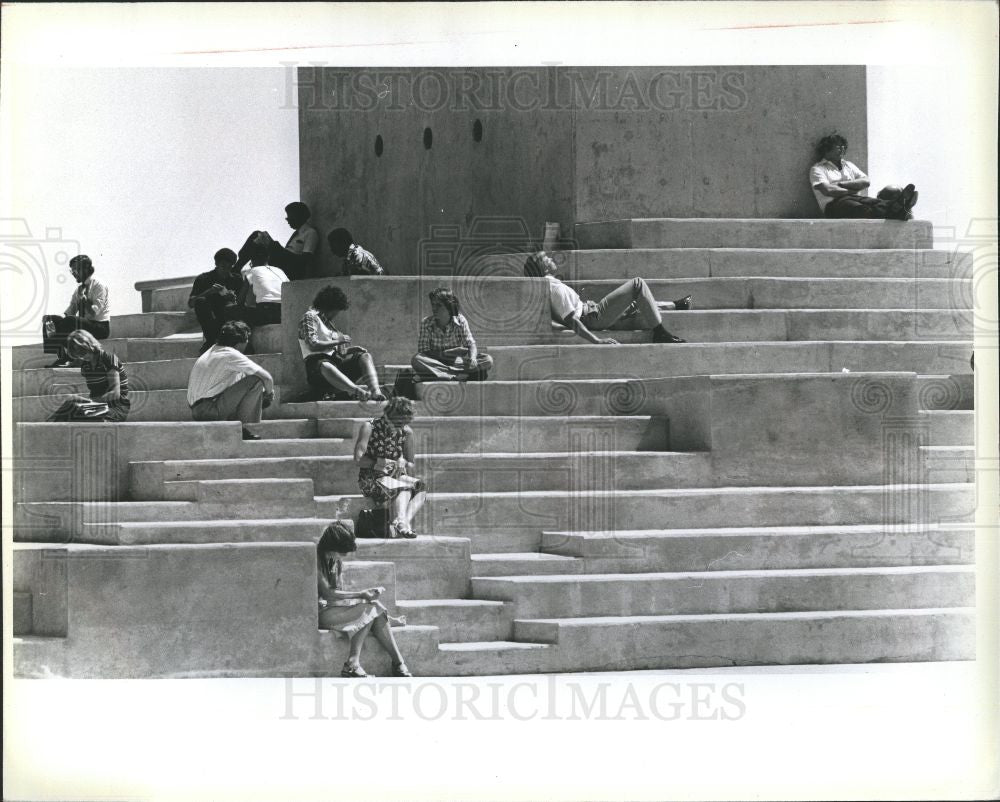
[319,362,367,397]
[391,490,411,523]
[346,618,375,667]
[369,612,406,665]
[404,490,426,528]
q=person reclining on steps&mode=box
[189,247,242,354]
[410,288,494,382]
[234,201,319,280]
[327,227,386,276]
[187,320,275,440]
[42,255,111,367]
[317,521,412,678]
[523,251,690,345]
[810,133,918,220]
[225,242,288,330]
[298,285,386,402]
[354,396,425,540]
[48,329,131,422]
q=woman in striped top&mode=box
[60,329,131,421]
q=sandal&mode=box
[387,614,407,627]
[391,519,418,540]
[392,661,413,678]
[340,662,369,678]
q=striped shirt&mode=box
[417,313,475,355]
[344,244,384,276]
[81,350,129,405]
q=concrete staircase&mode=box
[11,218,977,677]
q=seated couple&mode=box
[524,252,691,344]
[189,246,289,353]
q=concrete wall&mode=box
[298,66,867,273]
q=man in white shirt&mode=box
[226,245,289,328]
[809,134,918,219]
[43,255,112,367]
[187,321,275,440]
[524,252,689,344]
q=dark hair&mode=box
[217,320,251,347]
[318,520,356,556]
[214,248,237,267]
[327,228,354,258]
[815,133,848,160]
[69,255,95,278]
[313,285,349,313]
[429,288,460,317]
[285,201,311,221]
[384,395,414,422]
[523,251,546,278]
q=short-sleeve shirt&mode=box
[187,345,261,405]
[417,313,475,355]
[242,264,289,304]
[344,244,385,276]
[189,270,242,303]
[81,350,130,407]
[546,275,584,325]
[65,277,110,322]
[809,159,869,212]
[286,224,319,255]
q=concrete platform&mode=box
[575,218,934,250]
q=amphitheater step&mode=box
[574,218,934,250]
[395,599,510,642]
[503,607,975,672]
[256,419,319,439]
[917,374,974,411]
[487,341,972,381]
[472,565,974,618]
[922,446,975,483]
[549,308,972,343]
[13,591,33,636]
[471,552,584,577]
[926,410,974,446]
[111,311,195,339]
[569,276,968,311]
[541,523,975,573]
[317,415,670,453]
[523,247,967,281]
[162,477,316,503]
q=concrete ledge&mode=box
[575,218,934,250]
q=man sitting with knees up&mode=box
[187,320,275,440]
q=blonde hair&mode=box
[64,329,102,359]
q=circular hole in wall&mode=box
[473,119,484,142]
[374,134,384,157]
[423,127,433,150]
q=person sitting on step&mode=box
[226,242,288,329]
[187,320,275,440]
[42,255,111,367]
[411,288,494,382]
[189,247,242,354]
[810,133,918,220]
[327,227,386,276]
[234,201,319,280]
[47,329,131,422]
[354,396,425,540]
[317,521,412,678]
[523,251,690,345]
[298,285,386,402]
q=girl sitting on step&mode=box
[354,396,426,539]
[48,329,131,422]
[317,521,412,678]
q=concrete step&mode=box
[926,410,974,446]
[568,277,969,311]
[486,341,972,381]
[549,308,972,343]
[136,274,199,311]
[474,565,974,618]
[134,451,712,498]
[13,353,285,398]
[111,311,196,339]
[395,599,510,642]
[503,608,975,672]
[255,419,319,439]
[314,483,974,554]
[471,552,585,577]
[12,637,68,678]
[511,247,967,281]
[922,446,975,484]
[14,590,33,636]
[917,374,974,411]
[162,477,315,503]
[317,415,670,453]
[574,218,934,250]
[541,523,975,573]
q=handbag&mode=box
[356,508,392,538]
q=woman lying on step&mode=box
[317,522,412,678]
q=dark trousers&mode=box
[192,295,235,346]
[42,316,110,356]
[224,302,282,327]
[825,195,899,219]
